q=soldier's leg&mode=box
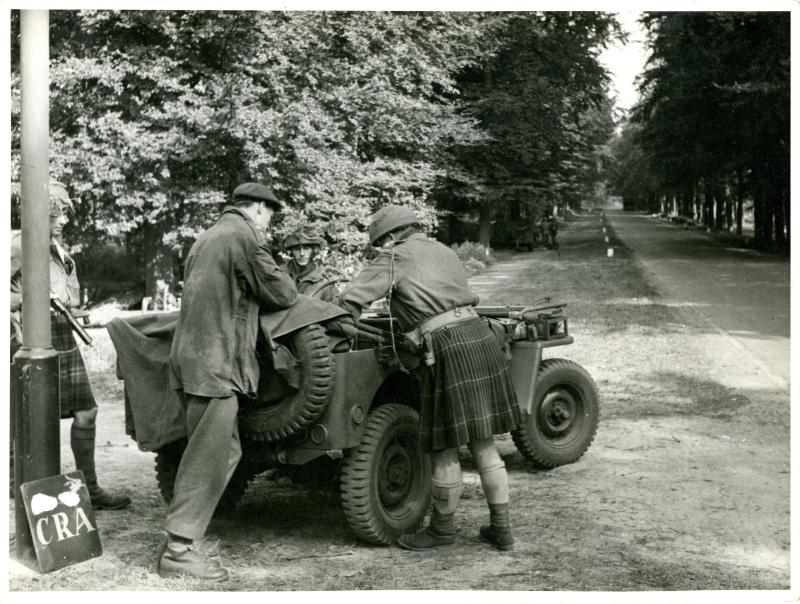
[397,447,462,551]
[467,437,513,550]
[71,407,131,510]
[160,394,239,581]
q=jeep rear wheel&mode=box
[240,324,335,442]
[154,438,262,515]
[340,404,431,545]
[511,358,599,468]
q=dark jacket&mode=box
[282,259,337,301]
[170,206,297,398]
[336,232,478,332]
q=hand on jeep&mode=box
[325,316,356,337]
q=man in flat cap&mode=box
[159,182,297,581]
[336,205,521,553]
[281,226,337,301]
[10,181,131,510]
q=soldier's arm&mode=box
[245,240,298,310]
[335,251,393,321]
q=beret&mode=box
[368,204,419,245]
[232,182,284,210]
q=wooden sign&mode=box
[20,471,102,572]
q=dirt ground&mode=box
[6,211,791,595]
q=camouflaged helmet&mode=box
[285,226,324,249]
[49,181,74,217]
[367,205,419,245]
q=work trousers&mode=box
[164,394,241,541]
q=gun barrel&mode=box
[50,298,93,346]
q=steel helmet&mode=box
[49,180,74,217]
[285,226,324,249]
[367,205,419,245]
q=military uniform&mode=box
[10,181,130,510]
[338,204,520,553]
[336,222,520,452]
[281,226,337,301]
[11,232,95,417]
[161,183,296,581]
[281,259,337,301]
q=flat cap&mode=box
[232,182,284,211]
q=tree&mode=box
[630,12,789,249]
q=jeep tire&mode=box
[511,358,599,468]
[239,324,335,442]
[340,404,431,545]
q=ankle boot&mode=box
[397,510,457,551]
[157,535,228,581]
[71,424,131,510]
[479,503,514,551]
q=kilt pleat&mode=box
[51,314,96,418]
[419,318,521,452]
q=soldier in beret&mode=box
[281,226,337,301]
[159,182,297,581]
[336,205,521,553]
[10,181,131,510]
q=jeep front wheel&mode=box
[340,404,431,545]
[511,358,599,468]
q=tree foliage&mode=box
[611,12,789,249]
[11,10,619,297]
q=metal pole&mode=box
[14,9,60,562]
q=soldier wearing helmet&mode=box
[336,204,521,553]
[281,226,337,301]
[10,180,131,511]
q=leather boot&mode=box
[397,510,457,551]
[157,536,228,581]
[479,502,514,551]
[71,424,131,510]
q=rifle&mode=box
[50,298,93,346]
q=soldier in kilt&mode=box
[10,181,130,510]
[336,205,522,551]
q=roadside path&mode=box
[605,211,790,389]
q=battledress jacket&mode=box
[169,206,297,399]
[336,232,478,332]
[281,259,337,301]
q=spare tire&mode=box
[239,324,335,442]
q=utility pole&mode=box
[13,9,61,562]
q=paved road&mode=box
[606,211,790,388]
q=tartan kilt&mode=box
[51,314,96,418]
[418,317,521,452]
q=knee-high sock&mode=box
[478,462,509,505]
[71,424,98,485]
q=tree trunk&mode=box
[478,203,492,248]
[752,168,766,249]
[735,167,744,237]
[681,183,694,218]
[702,178,714,228]
[712,177,725,231]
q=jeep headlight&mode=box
[512,321,536,341]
